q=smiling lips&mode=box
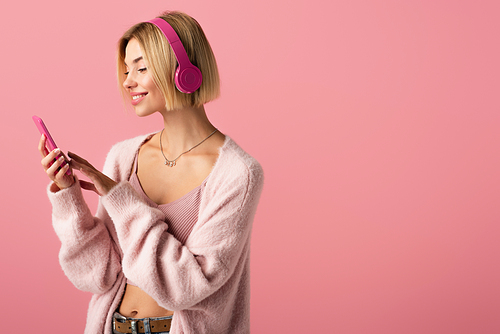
[131,92,148,105]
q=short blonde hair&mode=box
[117,11,220,110]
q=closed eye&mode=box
[124,67,146,76]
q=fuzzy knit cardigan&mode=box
[47,134,264,334]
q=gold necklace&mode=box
[159,128,218,167]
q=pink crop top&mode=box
[126,150,206,287]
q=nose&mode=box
[123,73,137,90]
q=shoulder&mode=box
[206,137,264,202]
[103,133,155,180]
[107,134,150,157]
[217,136,262,179]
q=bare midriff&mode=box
[118,284,174,318]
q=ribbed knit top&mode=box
[127,151,204,286]
[129,151,204,244]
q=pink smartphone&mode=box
[32,115,71,175]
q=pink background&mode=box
[1,0,499,333]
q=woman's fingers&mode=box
[70,159,97,181]
[38,136,74,190]
[67,151,116,196]
[69,159,88,173]
[79,180,99,194]
[46,155,65,176]
[55,160,71,179]
[77,166,111,196]
[68,152,98,174]
[38,134,49,157]
[42,151,74,190]
[68,152,93,168]
[41,148,63,171]
[68,151,107,183]
[39,135,67,173]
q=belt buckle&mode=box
[114,312,127,321]
[113,312,128,332]
[130,320,138,334]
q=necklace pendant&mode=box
[165,160,176,167]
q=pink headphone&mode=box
[148,17,202,94]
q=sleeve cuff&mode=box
[47,175,89,219]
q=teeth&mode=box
[132,94,146,100]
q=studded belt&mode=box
[112,312,172,334]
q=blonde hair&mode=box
[117,11,220,110]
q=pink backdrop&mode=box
[1,1,499,333]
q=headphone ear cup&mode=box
[175,65,202,94]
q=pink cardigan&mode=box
[48,134,264,334]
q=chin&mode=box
[134,108,155,118]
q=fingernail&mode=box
[54,148,61,154]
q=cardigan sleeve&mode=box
[46,138,142,295]
[48,177,123,295]
[101,157,264,311]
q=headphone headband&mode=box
[147,17,202,94]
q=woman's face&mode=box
[123,38,166,117]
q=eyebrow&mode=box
[124,56,143,67]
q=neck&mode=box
[158,105,216,157]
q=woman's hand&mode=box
[68,152,117,196]
[39,134,75,191]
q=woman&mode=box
[38,11,263,334]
